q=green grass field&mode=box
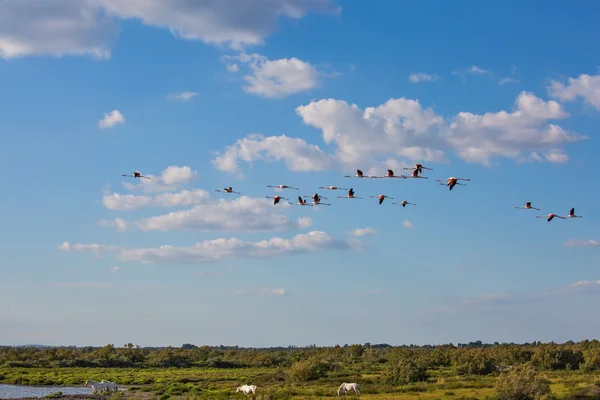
[1,366,599,400]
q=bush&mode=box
[495,363,551,400]
[385,357,429,386]
[287,359,332,382]
[454,348,495,375]
[531,346,584,371]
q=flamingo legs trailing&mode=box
[392,200,416,207]
[337,188,362,199]
[536,213,566,222]
[369,194,393,204]
[266,196,288,205]
[514,202,540,210]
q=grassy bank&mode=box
[1,366,599,400]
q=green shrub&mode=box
[385,357,429,386]
[495,363,551,400]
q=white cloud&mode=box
[350,228,378,237]
[226,64,239,72]
[58,230,360,264]
[0,0,117,60]
[548,73,600,111]
[499,77,519,85]
[0,0,340,59]
[167,91,198,101]
[468,65,489,75]
[211,133,336,177]
[409,72,439,83]
[100,196,311,233]
[98,110,125,129]
[212,91,584,174]
[222,53,321,98]
[235,287,286,296]
[103,189,210,210]
[109,266,121,272]
[564,239,599,247]
[122,165,199,193]
[402,220,414,229]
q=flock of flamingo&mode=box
[123,163,583,222]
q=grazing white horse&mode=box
[101,380,118,393]
[84,380,108,394]
[235,384,257,395]
[338,382,360,396]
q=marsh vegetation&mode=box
[1,341,600,399]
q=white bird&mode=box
[215,187,241,194]
[289,196,313,206]
[566,207,583,219]
[304,193,331,206]
[376,169,406,179]
[267,184,299,190]
[369,194,393,204]
[437,176,470,191]
[121,171,150,179]
[401,169,429,179]
[403,163,433,174]
[514,202,540,210]
[337,188,362,199]
[319,186,348,191]
[344,169,376,179]
[392,200,416,207]
[536,213,566,222]
[266,195,288,205]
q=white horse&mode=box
[101,380,118,393]
[84,380,108,394]
[235,384,257,395]
[338,382,360,396]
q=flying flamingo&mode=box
[566,207,583,219]
[401,169,429,179]
[392,200,416,207]
[514,202,540,210]
[437,177,470,191]
[289,196,313,206]
[266,195,288,205]
[403,163,433,174]
[215,187,240,194]
[376,169,406,179]
[337,188,362,199]
[267,184,299,190]
[319,186,348,191]
[305,193,331,206]
[344,169,376,179]
[536,213,566,222]
[121,171,150,179]
[369,194,394,204]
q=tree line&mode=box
[1,340,600,376]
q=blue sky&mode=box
[1,0,599,347]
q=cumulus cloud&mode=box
[166,92,198,101]
[564,239,599,247]
[548,73,600,111]
[212,91,584,175]
[350,228,378,237]
[221,53,322,98]
[100,196,312,233]
[0,0,340,59]
[103,189,210,210]
[226,63,239,72]
[98,110,125,129]
[109,266,120,272]
[0,0,117,60]
[122,165,199,193]
[402,220,414,229]
[58,230,360,264]
[409,72,439,83]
